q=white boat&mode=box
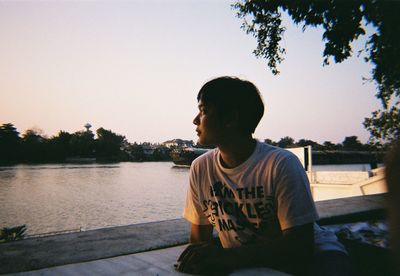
[170,147,210,166]
[287,146,387,201]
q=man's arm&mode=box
[189,223,214,243]
[176,223,215,273]
[232,223,314,272]
[177,222,314,274]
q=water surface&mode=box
[0,162,189,235]
[0,162,371,235]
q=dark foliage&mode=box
[234,0,400,143]
[0,123,171,164]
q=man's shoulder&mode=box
[257,142,295,161]
[191,148,217,168]
[258,142,306,173]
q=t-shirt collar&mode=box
[216,140,260,174]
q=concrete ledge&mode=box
[0,194,387,274]
[316,193,387,225]
[0,219,190,274]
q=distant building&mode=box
[162,139,194,148]
[142,145,155,156]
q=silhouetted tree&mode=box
[69,130,95,158]
[128,142,145,161]
[323,141,338,151]
[264,138,277,146]
[21,128,47,163]
[342,136,364,151]
[296,138,323,150]
[96,127,126,161]
[277,136,295,148]
[0,123,21,164]
[152,146,171,161]
[48,131,72,161]
[234,1,400,143]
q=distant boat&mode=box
[170,147,210,166]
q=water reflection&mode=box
[0,162,189,235]
[0,169,17,179]
[171,165,190,171]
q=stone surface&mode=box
[15,245,290,276]
[0,219,190,274]
[316,193,387,225]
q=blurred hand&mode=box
[175,242,234,275]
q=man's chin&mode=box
[197,139,215,148]
[197,139,206,146]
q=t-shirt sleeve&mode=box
[273,153,319,230]
[182,161,211,225]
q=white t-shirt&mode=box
[183,141,319,248]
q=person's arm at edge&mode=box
[189,223,214,243]
[175,223,214,271]
[177,222,314,274]
[228,222,314,270]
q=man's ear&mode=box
[224,110,239,128]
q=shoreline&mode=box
[0,149,384,167]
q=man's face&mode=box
[193,99,225,146]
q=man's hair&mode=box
[197,76,264,134]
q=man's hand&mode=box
[175,242,234,275]
[175,222,314,274]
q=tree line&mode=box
[0,123,386,165]
[264,135,384,152]
[0,123,171,165]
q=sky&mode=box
[0,0,381,144]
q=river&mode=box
[0,162,372,236]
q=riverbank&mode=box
[0,194,388,274]
[0,149,385,167]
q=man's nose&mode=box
[193,114,200,125]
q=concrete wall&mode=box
[311,171,371,184]
[310,171,387,201]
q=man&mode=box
[176,76,347,275]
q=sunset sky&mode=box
[0,0,380,144]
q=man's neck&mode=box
[218,136,256,169]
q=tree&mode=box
[277,136,295,148]
[234,1,400,143]
[21,128,47,162]
[363,106,399,143]
[69,130,95,158]
[296,138,322,150]
[128,142,145,161]
[323,141,337,151]
[0,123,21,164]
[96,127,126,161]
[264,138,277,146]
[48,131,72,161]
[342,136,364,151]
